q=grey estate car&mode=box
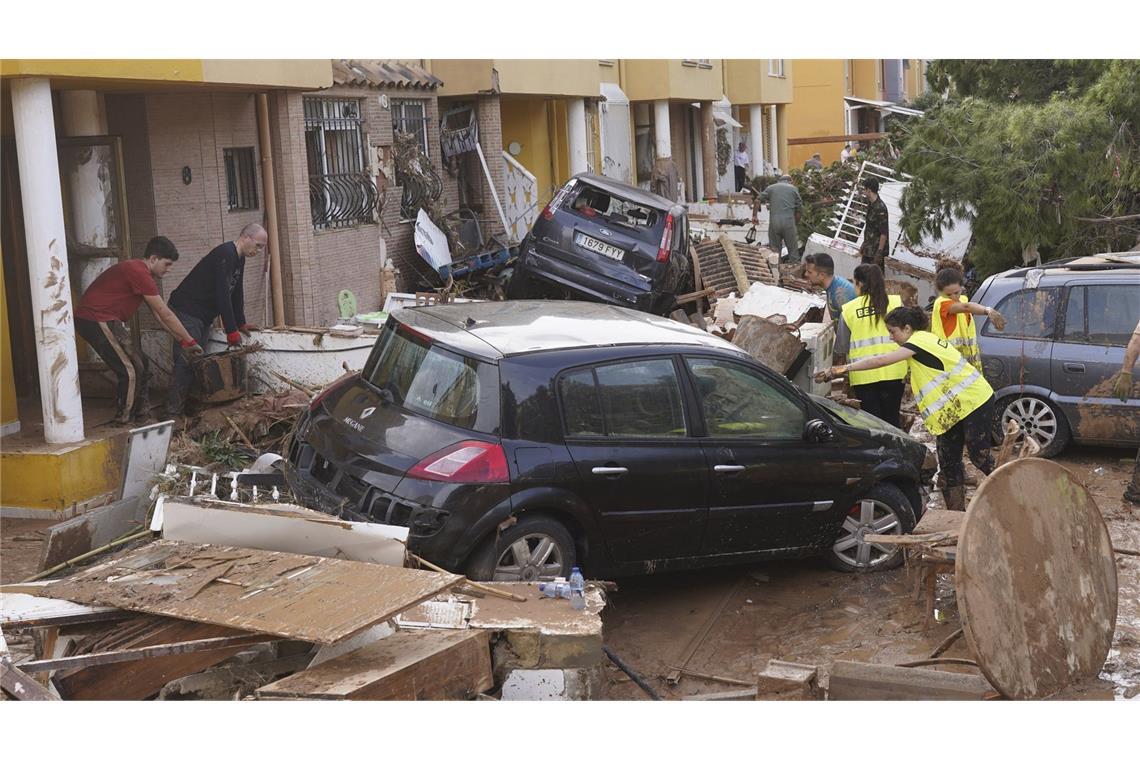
[973,253,1140,457]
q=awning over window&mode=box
[332,60,442,90]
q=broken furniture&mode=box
[36,540,462,645]
[866,508,963,627]
[257,629,492,700]
[691,234,777,300]
[956,458,1117,700]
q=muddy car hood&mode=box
[812,395,925,461]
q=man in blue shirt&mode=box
[804,252,856,323]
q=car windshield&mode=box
[568,186,661,238]
[362,321,497,432]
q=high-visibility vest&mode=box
[905,330,994,436]
[842,294,907,385]
[932,295,981,370]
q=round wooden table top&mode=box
[956,458,1118,700]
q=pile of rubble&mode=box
[1,480,610,701]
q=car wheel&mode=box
[826,483,916,573]
[995,395,1071,458]
[464,515,576,583]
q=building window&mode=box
[223,147,259,211]
[303,97,377,230]
[768,59,786,77]
[392,99,429,158]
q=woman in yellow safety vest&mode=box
[932,265,1006,371]
[834,264,906,427]
[816,306,997,511]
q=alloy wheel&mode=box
[831,499,904,569]
[492,532,565,582]
[1001,397,1058,451]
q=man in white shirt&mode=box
[734,142,750,192]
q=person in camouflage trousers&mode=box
[860,177,890,271]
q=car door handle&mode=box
[1063,362,1085,373]
[714,464,746,473]
[591,466,628,476]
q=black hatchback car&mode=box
[506,173,691,316]
[285,301,928,581]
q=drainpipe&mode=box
[567,98,588,175]
[768,105,779,173]
[12,78,85,444]
[700,101,717,201]
[749,104,765,175]
[256,93,285,327]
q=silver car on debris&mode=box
[972,253,1140,457]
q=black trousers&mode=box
[734,165,747,191]
[935,397,996,490]
[76,317,150,421]
[851,379,904,429]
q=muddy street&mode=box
[602,446,1140,700]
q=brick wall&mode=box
[269,91,319,326]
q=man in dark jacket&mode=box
[165,223,265,415]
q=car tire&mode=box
[826,483,916,573]
[464,514,577,583]
[993,395,1071,459]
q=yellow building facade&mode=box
[0,59,331,516]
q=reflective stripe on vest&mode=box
[933,295,980,366]
[842,294,906,385]
[906,331,993,436]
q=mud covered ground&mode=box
[602,446,1140,700]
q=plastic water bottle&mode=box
[538,581,571,599]
[569,566,585,610]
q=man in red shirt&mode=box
[75,236,204,424]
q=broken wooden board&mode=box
[37,540,462,645]
[956,458,1117,700]
[828,660,993,700]
[1,590,128,629]
[257,629,492,700]
[161,498,408,566]
[756,660,822,700]
[864,530,958,547]
[53,617,263,700]
[1,660,58,700]
[693,237,778,300]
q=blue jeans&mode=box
[165,310,209,415]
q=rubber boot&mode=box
[943,486,967,512]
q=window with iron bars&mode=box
[224,147,259,211]
[391,99,430,220]
[303,97,378,229]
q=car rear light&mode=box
[657,213,675,263]
[407,441,509,484]
[541,181,576,220]
[310,372,359,412]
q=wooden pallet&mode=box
[692,237,778,300]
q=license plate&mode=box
[575,232,624,261]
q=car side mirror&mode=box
[805,419,836,443]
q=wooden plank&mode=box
[257,629,492,700]
[718,233,752,296]
[1,660,59,700]
[681,688,758,701]
[914,509,964,535]
[864,530,958,547]
[674,287,716,306]
[956,459,1117,700]
[19,633,275,673]
[1,592,130,629]
[756,660,821,700]
[38,540,462,645]
[53,618,266,701]
[39,496,147,571]
[828,660,992,700]
[786,132,887,146]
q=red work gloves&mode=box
[226,331,242,347]
[180,338,204,357]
